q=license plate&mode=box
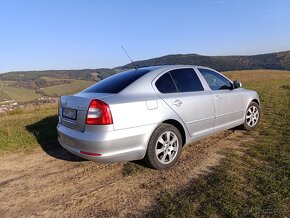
[62,108,77,120]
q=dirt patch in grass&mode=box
[0,126,249,217]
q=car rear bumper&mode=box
[57,123,157,163]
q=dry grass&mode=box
[223,69,290,83]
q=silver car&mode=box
[57,65,260,169]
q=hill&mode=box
[0,68,115,102]
[119,50,290,71]
[0,68,115,84]
[0,50,289,103]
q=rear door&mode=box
[154,68,215,138]
[198,68,245,131]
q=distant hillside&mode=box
[1,50,289,101]
[119,50,290,71]
[0,68,116,101]
[0,68,115,82]
[1,50,289,82]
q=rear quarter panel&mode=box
[104,94,182,130]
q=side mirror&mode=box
[233,80,242,89]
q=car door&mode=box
[154,68,215,139]
[198,68,245,131]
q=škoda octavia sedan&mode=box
[57,65,260,169]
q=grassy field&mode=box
[42,79,94,96]
[0,70,289,217]
[41,76,64,82]
[0,91,10,102]
[0,80,41,102]
[0,78,94,102]
[3,87,41,102]
[0,81,14,101]
[0,104,58,153]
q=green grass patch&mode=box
[2,86,41,102]
[0,105,58,153]
[122,162,147,176]
[0,90,10,102]
[40,76,65,82]
[42,79,94,96]
[0,80,15,101]
[146,73,290,217]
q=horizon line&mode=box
[1,49,289,74]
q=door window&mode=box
[169,68,204,92]
[155,73,178,93]
[198,68,232,90]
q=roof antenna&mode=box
[121,45,137,70]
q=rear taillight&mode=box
[86,99,113,125]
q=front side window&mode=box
[198,68,232,90]
[169,68,204,92]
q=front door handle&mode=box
[172,100,182,107]
[213,95,222,101]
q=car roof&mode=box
[137,65,211,71]
[118,65,215,95]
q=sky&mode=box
[0,0,290,73]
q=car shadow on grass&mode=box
[26,115,86,162]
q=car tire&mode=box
[241,101,261,130]
[144,123,182,170]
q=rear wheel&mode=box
[144,123,182,170]
[242,102,260,130]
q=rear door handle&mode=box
[213,95,222,101]
[172,100,182,107]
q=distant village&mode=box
[0,97,58,113]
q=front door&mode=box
[197,68,245,131]
[211,89,245,131]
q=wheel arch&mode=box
[251,98,260,105]
[161,119,187,146]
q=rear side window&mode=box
[83,69,150,93]
[155,73,177,93]
[170,68,204,92]
[198,68,232,90]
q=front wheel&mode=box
[242,102,261,130]
[144,124,182,170]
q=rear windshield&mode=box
[83,69,150,93]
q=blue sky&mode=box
[0,0,290,73]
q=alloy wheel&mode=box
[246,105,259,127]
[155,131,179,164]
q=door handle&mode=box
[172,100,182,107]
[213,95,222,101]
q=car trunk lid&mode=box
[59,93,114,131]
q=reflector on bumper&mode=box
[80,150,102,156]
